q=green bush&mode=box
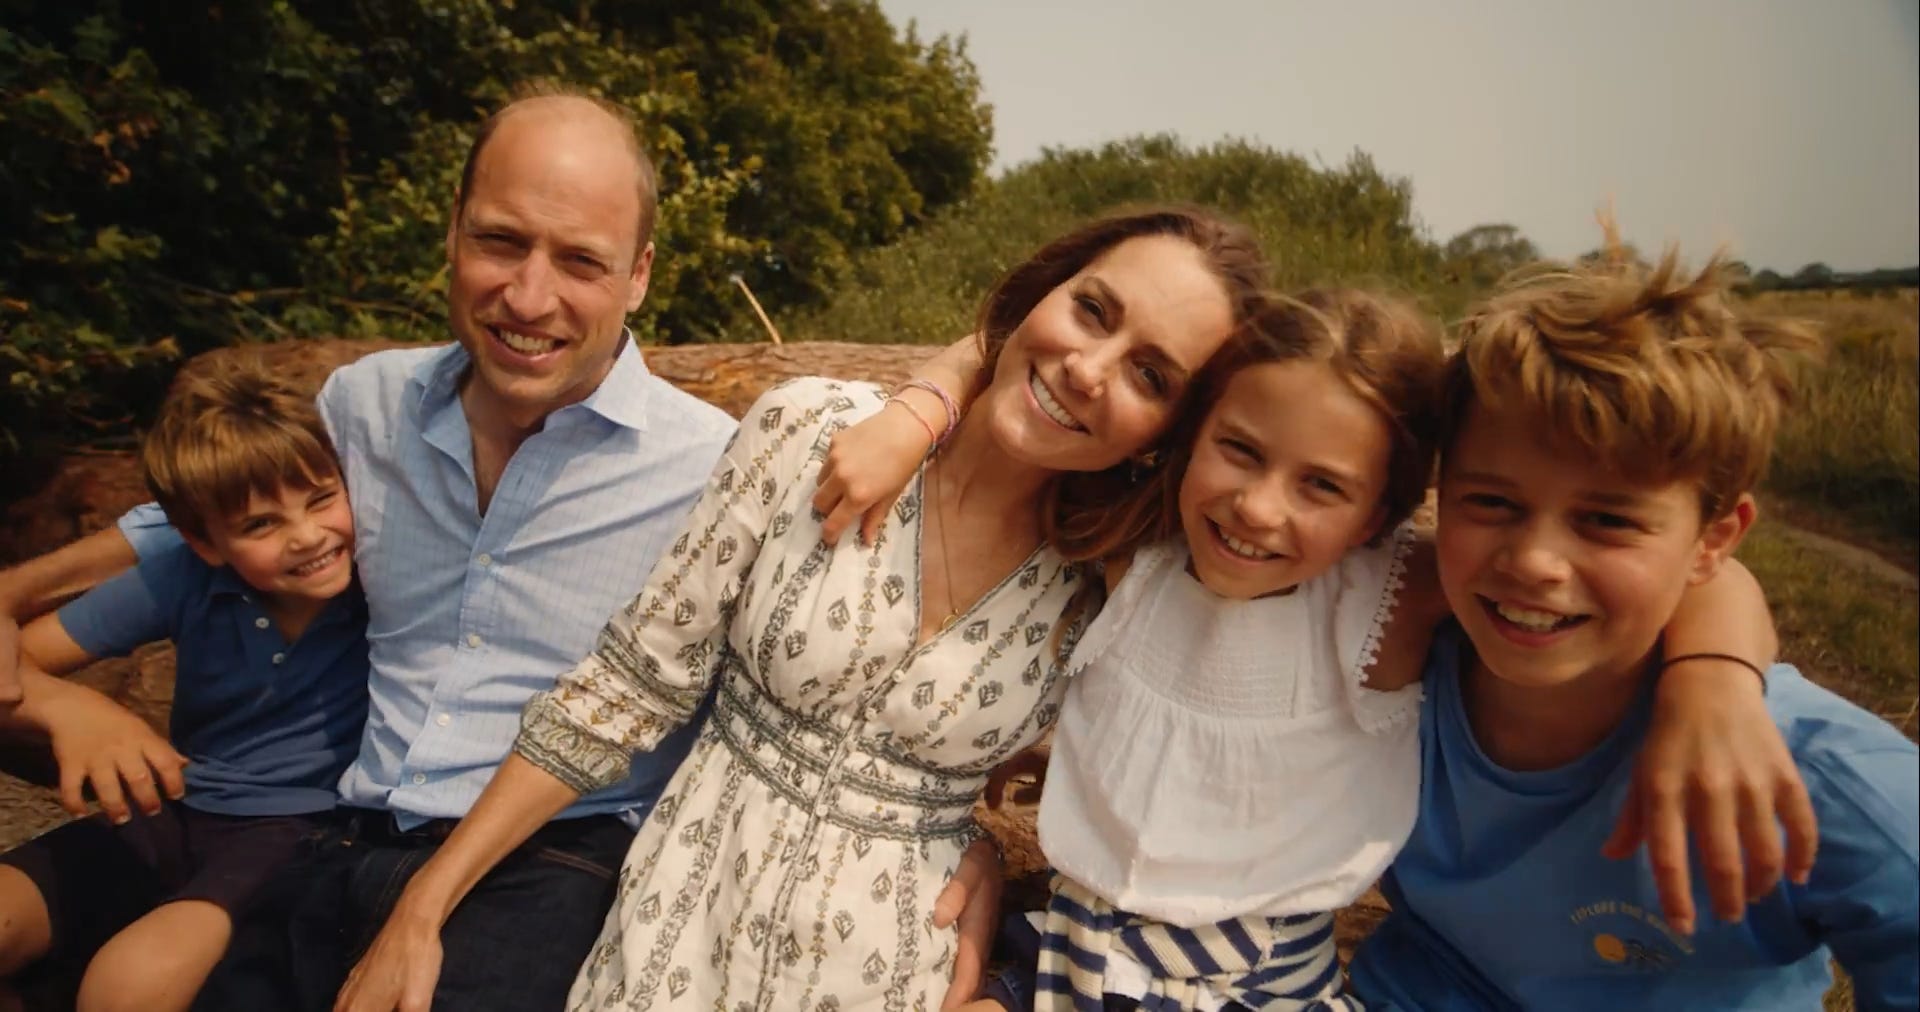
[788,135,1462,346]
[0,0,990,467]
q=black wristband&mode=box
[1660,651,1768,690]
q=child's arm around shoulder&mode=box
[813,336,985,546]
[1620,553,1819,937]
[1362,533,1447,693]
[5,565,189,823]
[0,521,146,704]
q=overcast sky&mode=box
[876,0,1919,272]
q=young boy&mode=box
[0,358,369,1012]
[1348,250,1919,1009]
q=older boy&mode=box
[1349,252,1919,1009]
[0,359,370,1012]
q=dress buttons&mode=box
[272,652,286,665]
[435,713,451,727]
[254,617,271,629]
[476,553,493,567]
[412,773,427,785]
[466,633,482,648]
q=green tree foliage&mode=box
[1439,223,1539,293]
[1793,262,1836,288]
[789,135,1456,346]
[0,0,989,464]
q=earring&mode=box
[1128,450,1161,485]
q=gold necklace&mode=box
[930,455,962,630]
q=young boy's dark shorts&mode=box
[0,799,322,961]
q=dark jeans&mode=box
[191,808,633,1012]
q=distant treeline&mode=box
[1738,264,1920,294]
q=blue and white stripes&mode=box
[1035,874,1359,1011]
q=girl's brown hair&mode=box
[979,206,1269,562]
[1163,289,1448,548]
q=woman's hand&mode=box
[935,836,1005,1010]
[812,398,937,547]
[1604,657,1817,936]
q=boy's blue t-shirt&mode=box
[1349,623,1919,1011]
[55,538,370,817]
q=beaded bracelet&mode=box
[898,378,959,444]
[890,397,940,445]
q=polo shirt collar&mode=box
[207,564,255,600]
[209,564,365,631]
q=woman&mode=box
[336,206,1271,1011]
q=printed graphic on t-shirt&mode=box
[1569,898,1694,971]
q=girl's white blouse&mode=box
[1036,529,1424,926]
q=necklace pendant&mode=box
[941,611,959,631]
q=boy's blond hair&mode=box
[1438,236,1823,521]
[142,356,341,542]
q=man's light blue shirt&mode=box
[124,340,735,827]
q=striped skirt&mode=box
[1033,874,1360,1012]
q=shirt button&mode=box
[412,773,427,785]
[476,553,493,568]
[254,617,271,629]
[466,633,482,648]
[272,652,286,665]
[435,713,451,727]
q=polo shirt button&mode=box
[254,617,270,629]
[476,553,493,567]
[412,773,427,785]
[272,652,286,665]
[435,713,451,727]
[466,633,482,648]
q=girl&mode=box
[821,289,1800,1011]
[982,290,1446,1011]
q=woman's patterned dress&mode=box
[516,377,1086,1011]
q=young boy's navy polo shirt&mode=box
[56,540,370,816]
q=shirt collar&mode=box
[210,565,365,629]
[403,331,653,434]
[208,564,255,600]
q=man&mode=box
[0,85,1002,1010]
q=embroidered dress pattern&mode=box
[516,378,1086,1011]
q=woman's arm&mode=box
[1613,557,1815,937]
[814,336,986,547]
[336,755,581,1012]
